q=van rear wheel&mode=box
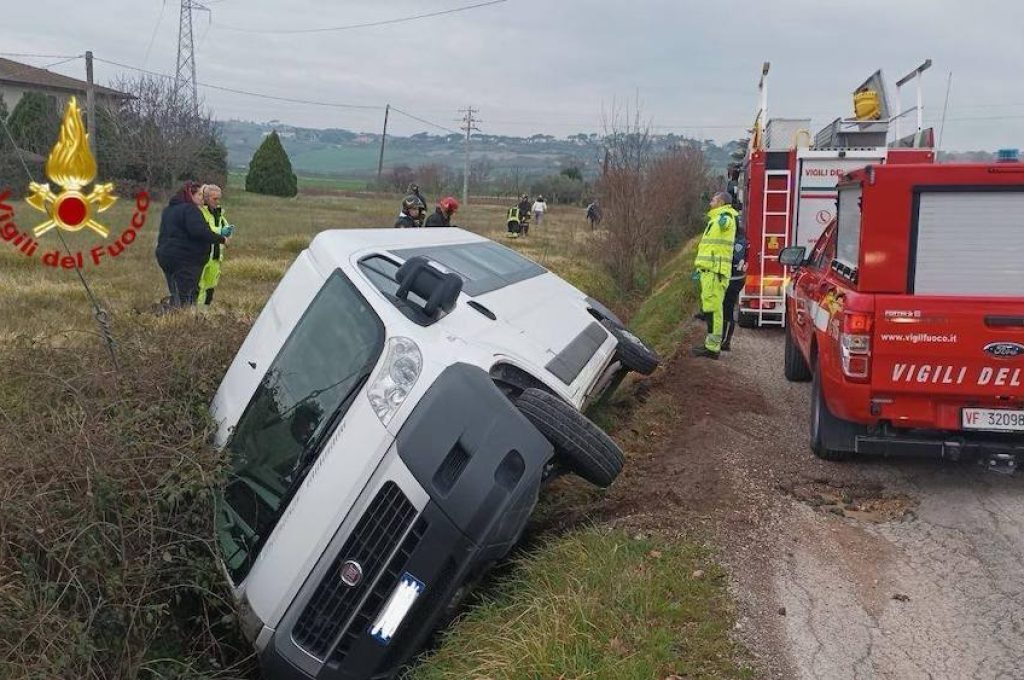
[516,388,624,488]
[810,364,856,461]
[602,321,660,375]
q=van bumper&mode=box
[259,500,480,680]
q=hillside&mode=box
[218,119,741,180]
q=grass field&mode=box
[226,170,369,192]
[0,189,748,679]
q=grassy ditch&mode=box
[0,190,741,678]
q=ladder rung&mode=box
[764,233,788,237]
[765,190,790,194]
[765,211,788,216]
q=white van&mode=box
[211,228,659,679]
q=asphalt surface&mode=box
[713,328,1024,680]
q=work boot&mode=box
[690,346,720,360]
[720,340,731,352]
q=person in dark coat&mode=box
[424,196,459,227]
[155,180,228,307]
[394,195,426,228]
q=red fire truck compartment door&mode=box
[873,296,1024,398]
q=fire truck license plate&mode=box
[962,408,1024,432]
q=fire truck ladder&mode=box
[758,169,791,327]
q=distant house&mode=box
[0,57,131,112]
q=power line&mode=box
[142,0,169,67]
[390,106,460,135]
[43,55,84,69]
[93,56,384,110]
[0,52,80,60]
[217,0,506,35]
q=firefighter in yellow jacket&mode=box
[197,184,234,305]
[692,192,739,359]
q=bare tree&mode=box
[597,102,709,291]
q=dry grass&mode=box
[0,189,743,679]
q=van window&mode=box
[913,190,1024,296]
[835,186,862,268]
[390,241,545,295]
[216,271,385,582]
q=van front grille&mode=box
[292,482,416,659]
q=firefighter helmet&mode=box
[402,195,425,216]
[439,196,460,214]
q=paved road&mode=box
[700,328,1024,680]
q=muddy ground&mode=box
[589,325,1024,679]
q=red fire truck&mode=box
[779,161,1024,466]
[736,63,935,328]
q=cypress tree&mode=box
[245,130,298,197]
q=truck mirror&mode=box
[779,246,807,268]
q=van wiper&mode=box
[277,370,373,509]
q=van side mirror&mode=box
[779,246,807,268]
[395,256,463,319]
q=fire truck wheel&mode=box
[516,388,624,488]
[809,364,855,461]
[784,326,812,382]
[737,311,758,329]
[602,321,660,375]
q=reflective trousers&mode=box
[699,269,728,352]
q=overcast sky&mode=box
[5,0,1023,150]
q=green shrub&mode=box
[245,131,298,198]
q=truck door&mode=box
[794,152,885,250]
[791,224,838,356]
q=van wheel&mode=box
[810,364,856,461]
[516,388,624,488]
[602,321,660,375]
[784,326,812,382]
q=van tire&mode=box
[516,388,624,488]
[602,321,660,375]
[809,364,856,461]
[784,326,812,382]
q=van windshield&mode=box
[216,271,385,582]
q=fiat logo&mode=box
[339,560,363,587]
[984,342,1024,359]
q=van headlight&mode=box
[367,337,422,424]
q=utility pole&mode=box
[458,106,480,205]
[85,50,96,154]
[174,0,207,116]
[377,104,390,187]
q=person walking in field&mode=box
[586,200,602,229]
[197,184,235,306]
[506,202,522,238]
[517,194,532,237]
[155,180,229,307]
[692,191,739,359]
[424,196,459,227]
[532,195,547,226]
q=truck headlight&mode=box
[367,337,422,424]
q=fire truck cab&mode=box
[780,161,1024,464]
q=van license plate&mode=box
[369,572,424,646]
[962,408,1024,432]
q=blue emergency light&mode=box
[996,148,1020,162]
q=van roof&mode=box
[308,227,488,265]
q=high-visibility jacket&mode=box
[507,206,520,222]
[198,205,227,294]
[695,205,739,277]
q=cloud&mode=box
[3,0,1021,149]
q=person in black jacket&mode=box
[394,195,426,228]
[155,180,228,307]
[424,196,459,227]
